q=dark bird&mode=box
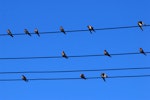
[7,29,13,37]
[60,26,66,34]
[24,29,31,36]
[138,21,144,31]
[87,25,95,33]
[34,28,40,37]
[104,50,111,57]
[139,48,146,55]
[62,51,68,59]
[22,75,28,82]
[101,73,107,82]
[80,74,86,80]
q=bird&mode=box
[24,29,31,36]
[139,48,146,55]
[138,21,144,31]
[80,74,86,80]
[22,75,28,82]
[60,26,66,34]
[7,29,13,37]
[101,73,107,82]
[62,51,68,59]
[104,50,111,57]
[34,28,40,37]
[87,25,95,33]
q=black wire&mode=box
[0,66,150,74]
[1,25,150,37]
[108,74,150,78]
[0,52,149,60]
[0,74,150,81]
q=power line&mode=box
[0,74,150,82]
[0,66,150,74]
[1,25,150,37]
[0,51,149,60]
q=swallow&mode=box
[101,73,107,82]
[60,26,66,34]
[7,29,13,37]
[62,51,68,59]
[34,28,40,37]
[22,75,28,82]
[87,25,95,33]
[139,48,146,55]
[80,74,86,80]
[24,29,31,36]
[138,21,144,31]
[104,50,111,57]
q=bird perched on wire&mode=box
[34,28,40,37]
[101,73,108,82]
[139,48,146,55]
[60,26,66,34]
[22,75,28,82]
[80,74,86,80]
[138,21,144,31]
[24,29,31,36]
[7,29,13,37]
[87,25,95,33]
[62,51,68,59]
[104,50,111,57]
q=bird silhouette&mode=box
[24,29,31,36]
[104,50,111,57]
[80,74,86,80]
[139,48,146,56]
[22,75,28,82]
[60,26,66,34]
[34,28,40,37]
[101,73,107,82]
[62,51,68,59]
[138,21,144,31]
[7,29,13,37]
[87,25,95,33]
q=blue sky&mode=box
[0,0,150,100]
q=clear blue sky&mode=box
[0,0,150,100]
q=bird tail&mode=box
[143,52,146,56]
[65,56,68,59]
[108,54,111,57]
[102,77,106,82]
[28,33,32,36]
[26,33,31,36]
[90,30,92,34]
[63,55,68,59]
[37,33,40,37]
[25,80,28,82]
[63,32,66,34]
[140,26,143,31]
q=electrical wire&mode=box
[0,74,150,81]
[0,66,150,74]
[0,51,149,60]
[1,25,150,37]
